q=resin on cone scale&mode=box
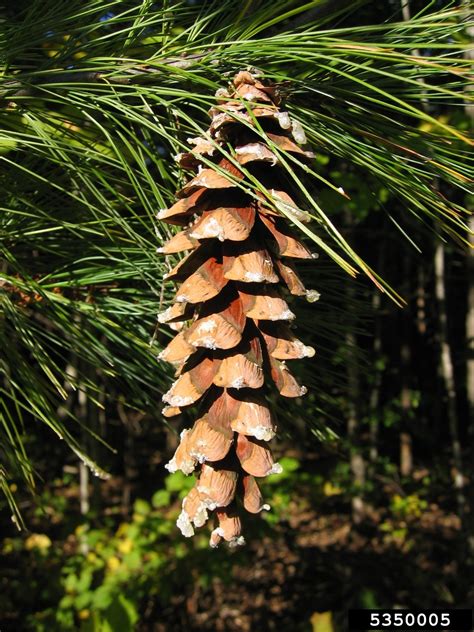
[157,70,317,547]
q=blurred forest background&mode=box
[0,0,472,630]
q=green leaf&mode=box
[151,489,171,508]
[102,594,138,632]
[165,471,193,494]
[92,586,113,611]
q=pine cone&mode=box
[157,70,318,547]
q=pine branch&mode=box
[3,51,212,98]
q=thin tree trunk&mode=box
[416,266,427,336]
[117,400,136,516]
[462,0,474,555]
[434,242,465,517]
[467,217,474,435]
[368,240,385,465]
[399,432,413,477]
[345,212,366,523]
[464,12,474,441]
[78,352,101,515]
[77,377,90,555]
[465,198,474,557]
[369,286,382,463]
[346,327,366,523]
[400,255,413,477]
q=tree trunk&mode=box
[344,212,366,522]
[467,217,474,435]
[465,215,474,555]
[416,266,427,336]
[369,279,384,464]
[400,255,413,478]
[464,12,474,445]
[434,242,465,517]
[346,326,366,524]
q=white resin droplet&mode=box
[193,502,210,528]
[190,216,223,240]
[200,338,217,349]
[267,462,283,476]
[164,457,178,473]
[275,309,296,321]
[277,112,291,129]
[291,120,307,145]
[244,271,265,282]
[177,510,194,538]
[306,289,321,303]
[248,425,275,442]
[190,450,207,464]
[230,377,245,389]
[157,306,173,323]
[209,527,225,548]
[162,393,194,407]
[197,319,217,333]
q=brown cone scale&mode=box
[158,71,317,547]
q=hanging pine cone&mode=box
[157,70,318,548]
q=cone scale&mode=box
[158,71,316,547]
